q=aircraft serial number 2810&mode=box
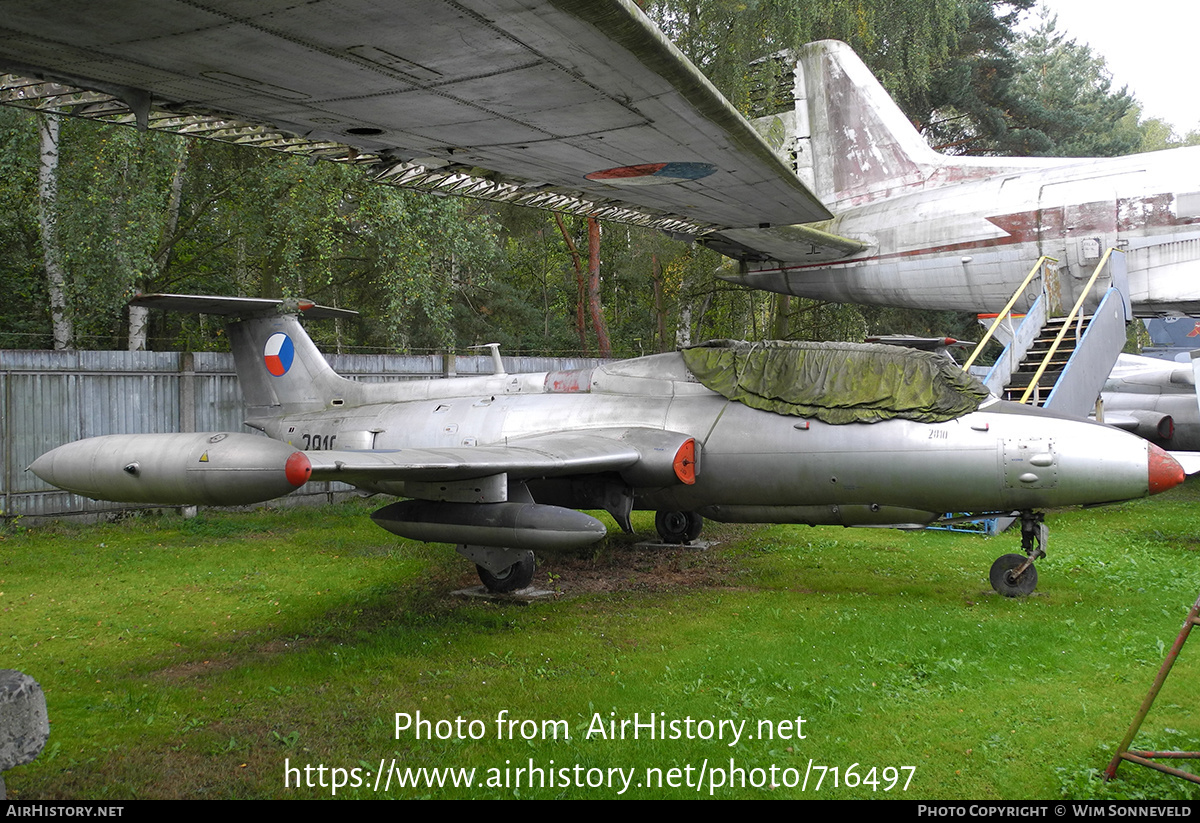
[30,295,1186,597]
[296,434,337,451]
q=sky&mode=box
[1035,0,1197,132]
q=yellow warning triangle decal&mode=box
[199,451,209,463]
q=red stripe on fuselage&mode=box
[749,195,1199,274]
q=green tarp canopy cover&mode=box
[681,340,990,425]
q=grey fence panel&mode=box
[328,353,444,379]
[195,374,248,432]
[2,349,609,519]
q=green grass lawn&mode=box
[3,483,1200,799]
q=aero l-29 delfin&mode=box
[30,295,1188,597]
[1,1,1199,315]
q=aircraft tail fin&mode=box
[131,294,358,417]
[795,41,941,207]
[752,41,1018,212]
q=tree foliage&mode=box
[0,107,44,349]
[1135,115,1200,153]
[911,0,1035,153]
[644,0,966,112]
[1006,9,1140,157]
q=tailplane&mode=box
[131,294,358,417]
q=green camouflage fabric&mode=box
[681,340,989,425]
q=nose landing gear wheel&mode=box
[476,554,536,593]
[989,553,1038,597]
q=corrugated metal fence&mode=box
[1,349,606,519]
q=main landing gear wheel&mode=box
[655,510,703,543]
[989,553,1038,597]
[476,554,536,593]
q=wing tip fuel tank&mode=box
[1148,443,1186,495]
[29,432,310,506]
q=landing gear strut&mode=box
[655,510,703,543]
[989,511,1046,597]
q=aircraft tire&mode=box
[476,554,536,593]
[656,510,703,544]
[989,553,1037,597]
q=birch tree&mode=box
[36,112,72,350]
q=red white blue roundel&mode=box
[585,162,717,186]
[263,332,294,377]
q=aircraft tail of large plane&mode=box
[796,40,942,208]
[758,40,1036,212]
[131,294,358,417]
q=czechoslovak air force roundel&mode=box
[263,332,294,376]
[584,162,717,186]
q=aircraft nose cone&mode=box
[1148,443,1185,495]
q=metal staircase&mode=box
[963,249,1132,418]
[1003,315,1093,406]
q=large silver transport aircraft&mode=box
[1,1,1198,315]
[30,295,1189,596]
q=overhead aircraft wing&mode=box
[0,0,859,262]
[305,427,697,487]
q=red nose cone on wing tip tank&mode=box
[1148,443,1185,495]
[285,451,312,487]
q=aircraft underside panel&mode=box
[696,503,939,527]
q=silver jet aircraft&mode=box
[1100,353,1200,451]
[30,295,1188,597]
[1,1,1198,314]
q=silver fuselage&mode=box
[260,352,1155,525]
[737,148,1200,315]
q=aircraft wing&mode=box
[307,436,638,485]
[0,0,850,260]
[305,427,696,487]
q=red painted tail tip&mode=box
[285,451,312,487]
[1148,444,1185,495]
